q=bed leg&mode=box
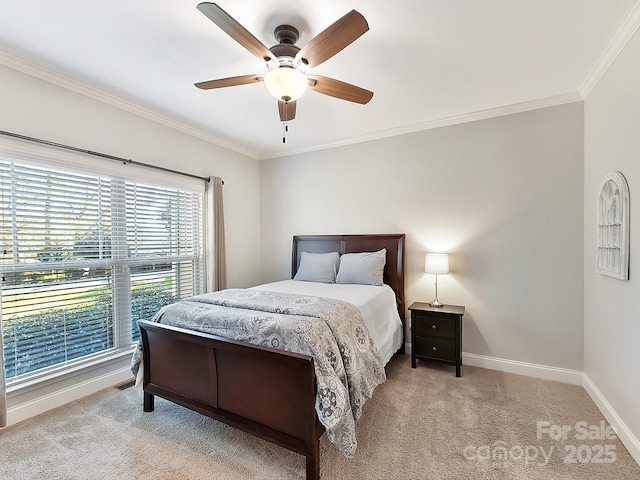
[143,392,155,412]
[305,449,319,480]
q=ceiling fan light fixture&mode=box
[264,67,307,102]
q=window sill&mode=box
[7,346,136,397]
[5,347,136,426]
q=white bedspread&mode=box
[252,280,403,365]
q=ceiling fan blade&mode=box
[197,2,273,62]
[308,76,373,104]
[278,101,297,121]
[295,10,368,68]
[195,74,262,90]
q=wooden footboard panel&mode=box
[138,320,324,480]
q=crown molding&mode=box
[0,49,585,163]
[580,1,640,98]
[0,50,259,160]
[259,93,583,160]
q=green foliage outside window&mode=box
[3,281,177,380]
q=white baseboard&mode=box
[583,373,640,466]
[459,351,639,466]
[6,366,132,426]
[461,352,584,385]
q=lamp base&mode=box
[429,300,445,308]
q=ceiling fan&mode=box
[194,2,373,127]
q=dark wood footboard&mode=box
[138,319,324,480]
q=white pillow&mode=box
[293,251,340,283]
[336,248,386,286]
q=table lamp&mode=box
[425,253,449,307]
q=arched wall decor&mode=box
[597,171,630,280]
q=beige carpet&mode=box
[1,355,638,480]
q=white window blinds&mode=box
[0,157,204,382]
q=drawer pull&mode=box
[432,346,437,351]
[432,324,437,330]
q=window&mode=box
[0,158,204,383]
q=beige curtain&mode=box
[205,177,227,292]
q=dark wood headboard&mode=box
[291,234,406,336]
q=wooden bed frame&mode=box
[138,234,405,480]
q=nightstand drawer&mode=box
[413,314,455,339]
[414,336,455,362]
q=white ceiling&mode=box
[0,1,638,159]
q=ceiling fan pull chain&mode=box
[282,101,290,143]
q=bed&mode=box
[134,233,405,480]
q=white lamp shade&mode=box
[425,253,449,274]
[264,67,308,102]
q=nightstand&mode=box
[409,302,465,377]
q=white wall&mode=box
[584,27,640,448]
[260,103,584,371]
[0,63,261,288]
